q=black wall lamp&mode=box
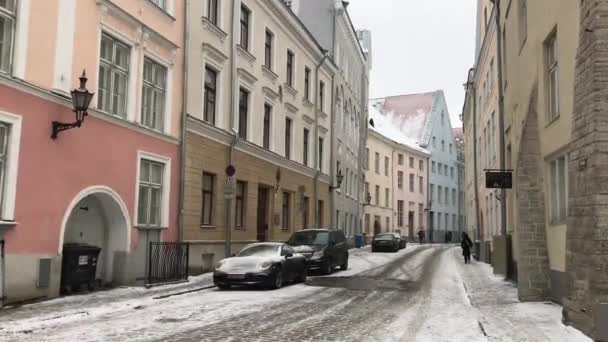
[329,169,344,192]
[362,192,372,207]
[52,70,94,139]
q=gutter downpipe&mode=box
[468,69,482,241]
[315,53,330,227]
[178,0,190,243]
[494,0,507,236]
[225,0,239,258]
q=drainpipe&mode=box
[494,0,507,236]
[315,53,330,227]
[225,0,240,257]
[0,238,5,308]
[178,0,191,243]
[390,147,396,233]
[426,154,432,241]
[468,69,482,241]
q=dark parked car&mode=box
[372,233,400,252]
[390,233,407,249]
[287,229,349,275]
[213,242,307,290]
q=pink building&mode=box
[0,0,184,303]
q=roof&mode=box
[380,92,436,142]
[452,127,464,142]
[368,104,430,155]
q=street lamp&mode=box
[329,169,344,192]
[362,192,372,207]
[51,70,94,139]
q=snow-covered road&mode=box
[0,245,592,342]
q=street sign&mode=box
[224,178,235,199]
[225,165,236,177]
[485,171,513,189]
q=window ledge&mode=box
[135,226,168,230]
[261,65,279,82]
[0,220,17,228]
[237,45,256,66]
[302,98,313,108]
[200,225,216,229]
[284,84,298,96]
[145,0,176,21]
[318,110,329,120]
[545,115,561,128]
[202,17,228,42]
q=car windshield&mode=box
[288,231,330,245]
[374,234,395,241]
[238,244,280,257]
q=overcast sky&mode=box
[347,0,477,127]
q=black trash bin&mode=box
[60,243,101,294]
[473,240,481,261]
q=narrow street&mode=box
[0,245,589,342]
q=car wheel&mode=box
[340,255,348,271]
[321,258,333,275]
[217,283,231,290]
[272,267,284,289]
[297,266,307,283]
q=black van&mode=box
[287,229,349,275]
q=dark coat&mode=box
[461,238,472,256]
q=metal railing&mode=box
[147,242,189,286]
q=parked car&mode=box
[371,233,400,252]
[213,242,307,290]
[390,233,407,249]
[287,229,349,275]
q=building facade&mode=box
[364,106,430,240]
[378,91,462,242]
[463,0,502,262]
[0,0,184,304]
[183,0,337,273]
[290,0,370,241]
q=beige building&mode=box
[183,0,342,272]
[463,0,502,262]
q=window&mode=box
[149,0,166,9]
[319,81,325,112]
[419,160,424,171]
[409,174,415,192]
[282,192,291,230]
[438,163,442,175]
[303,128,309,166]
[432,137,436,147]
[452,189,457,206]
[302,197,309,229]
[99,33,130,118]
[286,50,294,87]
[138,160,164,227]
[285,117,292,159]
[397,201,404,227]
[398,171,404,189]
[240,4,250,50]
[398,154,404,165]
[419,176,424,194]
[432,161,436,173]
[491,112,496,159]
[438,186,443,203]
[375,185,380,206]
[365,148,370,170]
[442,140,445,152]
[445,188,449,205]
[235,181,246,228]
[444,165,448,176]
[441,111,445,125]
[489,59,494,88]
[304,67,311,100]
[0,0,16,73]
[201,173,214,225]
[546,31,559,121]
[385,188,390,207]
[264,29,273,69]
[445,214,449,231]
[141,58,166,131]
[450,144,453,154]
[418,204,424,227]
[0,122,10,214]
[204,67,217,125]
[364,182,370,200]
[503,25,508,87]
[375,152,380,174]
[207,0,219,25]
[384,156,389,176]
[318,200,324,227]
[520,0,527,46]
[430,184,435,201]
[409,157,414,168]
[549,155,567,223]
[318,137,324,172]
[263,104,271,149]
[238,88,248,139]
[451,167,454,179]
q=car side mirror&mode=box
[285,253,293,258]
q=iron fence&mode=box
[147,242,189,286]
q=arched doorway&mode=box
[60,186,130,286]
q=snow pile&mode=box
[368,105,429,155]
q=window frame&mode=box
[137,158,166,228]
[238,87,249,140]
[409,173,415,193]
[201,172,215,226]
[98,32,131,119]
[304,66,311,100]
[141,57,168,132]
[548,155,568,224]
[0,0,16,74]
[240,4,251,51]
[285,117,292,159]
[206,0,219,25]
[204,66,218,125]
[397,171,404,189]
[0,111,21,221]
[303,127,309,166]
[318,137,324,172]
[263,103,272,149]
[282,191,291,231]
[545,30,560,122]
[286,49,295,87]
[264,29,274,70]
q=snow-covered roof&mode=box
[381,92,435,142]
[368,104,429,155]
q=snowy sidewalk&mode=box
[454,249,591,342]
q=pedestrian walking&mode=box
[418,229,425,244]
[461,232,473,264]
